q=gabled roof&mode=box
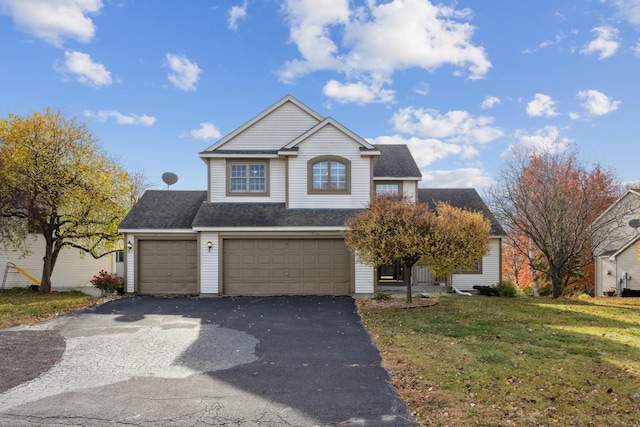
[417,188,506,236]
[192,203,361,228]
[281,117,378,152]
[609,233,640,260]
[119,190,207,230]
[202,95,324,152]
[591,189,640,228]
[373,144,422,179]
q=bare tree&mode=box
[488,144,628,298]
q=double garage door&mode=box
[223,238,351,295]
[137,238,351,296]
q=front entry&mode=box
[377,261,404,283]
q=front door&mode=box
[377,261,403,283]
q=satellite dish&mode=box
[629,218,640,229]
[161,172,178,190]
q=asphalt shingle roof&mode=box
[192,203,361,228]
[417,188,506,236]
[119,190,207,230]
[373,144,422,178]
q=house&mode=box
[1,234,121,294]
[592,189,640,296]
[118,95,502,296]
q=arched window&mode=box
[307,156,351,194]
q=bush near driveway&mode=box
[357,295,640,426]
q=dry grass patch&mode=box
[357,295,640,426]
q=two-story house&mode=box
[118,95,503,296]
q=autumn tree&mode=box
[345,195,436,303]
[0,108,136,293]
[488,144,623,298]
[425,201,491,287]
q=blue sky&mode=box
[1,0,639,191]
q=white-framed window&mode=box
[228,162,267,194]
[375,183,400,195]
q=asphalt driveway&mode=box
[0,296,417,426]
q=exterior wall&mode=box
[596,255,618,296]
[614,245,640,292]
[592,192,640,254]
[288,125,372,209]
[125,233,135,293]
[209,158,286,203]
[1,235,114,293]
[403,180,418,201]
[452,238,502,291]
[200,232,219,294]
[354,262,375,294]
[219,102,320,151]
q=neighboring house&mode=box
[118,95,502,296]
[1,234,121,293]
[592,189,640,296]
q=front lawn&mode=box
[357,295,640,426]
[0,288,106,329]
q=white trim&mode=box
[374,177,421,181]
[591,189,640,228]
[118,228,197,234]
[609,234,640,260]
[192,226,346,232]
[201,95,324,152]
[199,153,280,159]
[282,117,379,152]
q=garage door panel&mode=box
[139,240,197,295]
[223,239,350,295]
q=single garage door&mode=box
[223,239,350,295]
[138,240,197,294]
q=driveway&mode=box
[0,296,417,426]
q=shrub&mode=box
[473,285,498,296]
[90,270,124,294]
[373,291,393,301]
[575,293,592,301]
[494,280,519,297]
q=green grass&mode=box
[358,295,640,426]
[0,288,105,329]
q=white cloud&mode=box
[569,112,581,120]
[323,79,395,104]
[228,1,247,31]
[577,89,621,116]
[481,96,501,110]
[58,50,112,87]
[501,126,571,159]
[0,0,102,47]
[391,107,504,144]
[419,168,495,188]
[187,122,222,140]
[526,93,558,117]
[539,32,565,49]
[613,0,640,26]
[166,53,202,91]
[371,134,465,168]
[279,0,490,103]
[83,110,156,126]
[581,26,620,59]
[414,82,429,96]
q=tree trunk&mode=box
[39,235,58,294]
[529,238,539,297]
[405,263,413,303]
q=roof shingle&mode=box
[119,190,207,230]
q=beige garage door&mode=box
[138,240,197,294]
[223,239,350,295]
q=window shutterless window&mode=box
[228,162,268,194]
[307,156,351,194]
[375,183,400,195]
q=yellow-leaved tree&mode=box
[424,202,492,288]
[0,108,137,293]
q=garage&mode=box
[223,238,351,295]
[138,240,198,294]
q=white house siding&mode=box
[596,256,618,296]
[592,192,640,254]
[355,262,375,294]
[209,158,286,203]
[1,235,113,292]
[200,232,219,294]
[126,234,135,293]
[220,102,320,151]
[614,245,640,292]
[403,181,418,201]
[451,238,501,291]
[288,125,371,209]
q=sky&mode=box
[1,0,639,192]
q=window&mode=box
[227,161,268,195]
[456,260,483,274]
[115,250,125,263]
[375,183,400,195]
[308,156,350,194]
